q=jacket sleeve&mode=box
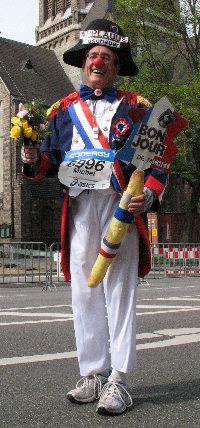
[22,105,65,180]
[144,167,168,199]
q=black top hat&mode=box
[63,19,138,76]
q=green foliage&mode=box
[114,0,200,185]
[119,75,200,183]
[10,99,49,148]
[115,0,200,74]
[25,99,48,128]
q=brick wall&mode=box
[0,87,62,244]
[0,81,12,226]
[20,177,62,244]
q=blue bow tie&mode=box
[80,85,117,103]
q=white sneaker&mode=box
[96,381,133,415]
[66,374,108,403]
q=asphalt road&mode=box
[0,277,200,428]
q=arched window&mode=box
[43,0,70,22]
[44,0,54,20]
[43,0,48,22]
[55,0,66,15]
[65,0,71,7]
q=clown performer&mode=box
[22,19,168,415]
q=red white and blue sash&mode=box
[68,99,126,192]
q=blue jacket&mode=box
[23,90,168,279]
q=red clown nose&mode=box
[92,56,104,68]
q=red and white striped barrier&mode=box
[152,245,200,259]
[165,269,200,276]
[151,244,200,276]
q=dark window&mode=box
[65,0,71,8]
[44,0,71,21]
[55,0,64,14]
[44,0,53,21]
[0,225,11,238]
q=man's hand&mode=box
[128,194,145,214]
[21,145,39,164]
[128,188,156,214]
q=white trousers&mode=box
[69,188,139,376]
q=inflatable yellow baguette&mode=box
[87,169,144,287]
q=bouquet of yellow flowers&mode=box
[10,99,49,147]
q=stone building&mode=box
[0,39,74,243]
[1,0,198,246]
[0,0,113,244]
[36,0,114,88]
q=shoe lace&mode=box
[76,374,105,398]
[100,381,133,408]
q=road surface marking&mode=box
[0,304,71,311]
[0,311,71,318]
[137,305,194,308]
[0,319,72,326]
[0,328,200,366]
[140,297,200,302]
[137,307,200,315]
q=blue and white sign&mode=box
[58,148,115,189]
[116,97,174,170]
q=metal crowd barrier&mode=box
[0,242,200,286]
[150,243,200,278]
[0,242,65,287]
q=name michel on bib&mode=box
[58,148,115,190]
[58,97,125,193]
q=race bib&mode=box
[58,148,115,190]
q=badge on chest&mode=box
[58,148,115,190]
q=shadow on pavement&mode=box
[131,378,200,407]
